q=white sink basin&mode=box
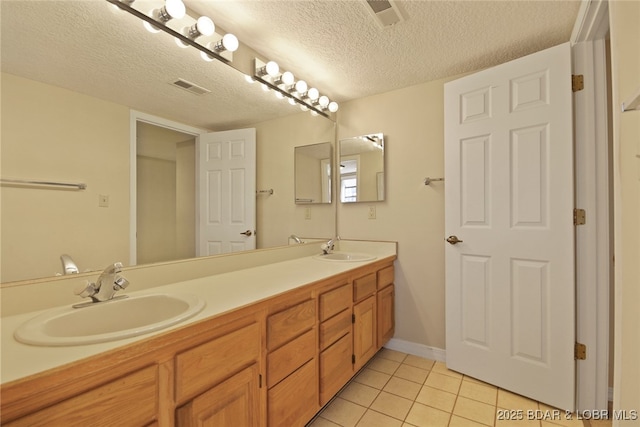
[14,293,206,346]
[314,252,377,262]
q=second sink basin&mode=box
[314,252,377,262]
[14,293,206,346]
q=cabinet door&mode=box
[320,332,353,406]
[267,359,318,427]
[377,284,395,348]
[353,295,377,371]
[176,364,260,427]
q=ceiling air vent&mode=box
[364,0,403,28]
[170,78,211,96]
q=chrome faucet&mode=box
[60,254,79,275]
[290,234,304,244]
[321,236,340,254]
[74,262,129,305]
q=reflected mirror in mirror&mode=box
[0,1,336,284]
[339,133,385,203]
[294,143,332,204]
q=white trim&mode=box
[571,0,611,412]
[384,338,446,363]
[129,111,206,266]
[571,0,610,44]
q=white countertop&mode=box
[1,243,395,385]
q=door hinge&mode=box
[575,342,587,360]
[574,208,586,225]
[572,74,584,92]
[352,354,356,364]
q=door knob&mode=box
[240,230,253,236]
[446,235,463,245]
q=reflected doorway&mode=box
[136,122,196,265]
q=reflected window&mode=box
[340,158,358,202]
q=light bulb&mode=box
[295,80,308,94]
[276,71,295,86]
[193,16,215,37]
[158,0,185,22]
[328,101,339,113]
[306,88,319,101]
[214,34,239,53]
[319,95,330,108]
[245,75,255,84]
[144,19,161,33]
[288,98,297,106]
[200,51,214,61]
[265,61,279,77]
[258,61,279,77]
[275,91,284,99]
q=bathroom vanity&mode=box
[0,242,396,426]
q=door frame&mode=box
[571,0,611,411]
[129,110,205,266]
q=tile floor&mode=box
[308,349,612,427]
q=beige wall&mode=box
[0,73,130,282]
[336,76,456,349]
[136,156,178,264]
[609,1,640,422]
[254,112,336,248]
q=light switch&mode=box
[99,194,109,208]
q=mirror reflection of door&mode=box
[136,122,196,265]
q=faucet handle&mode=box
[114,276,129,290]
[74,281,97,298]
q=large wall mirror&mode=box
[339,133,385,203]
[294,143,332,204]
[0,1,335,283]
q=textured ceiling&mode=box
[1,0,581,130]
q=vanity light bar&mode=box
[107,0,237,63]
[253,58,338,118]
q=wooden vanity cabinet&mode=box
[352,272,378,371]
[318,282,353,405]
[265,296,318,427]
[176,363,261,427]
[175,319,262,427]
[2,256,396,427]
[377,265,395,348]
[4,364,159,427]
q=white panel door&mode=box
[198,128,256,255]
[444,43,575,410]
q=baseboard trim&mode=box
[384,338,446,362]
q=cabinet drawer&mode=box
[319,309,351,350]
[353,272,376,302]
[267,299,315,350]
[7,365,158,427]
[175,322,260,403]
[267,328,315,388]
[319,333,353,406]
[268,359,318,427]
[319,283,351,321]
[377,265,394,290]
